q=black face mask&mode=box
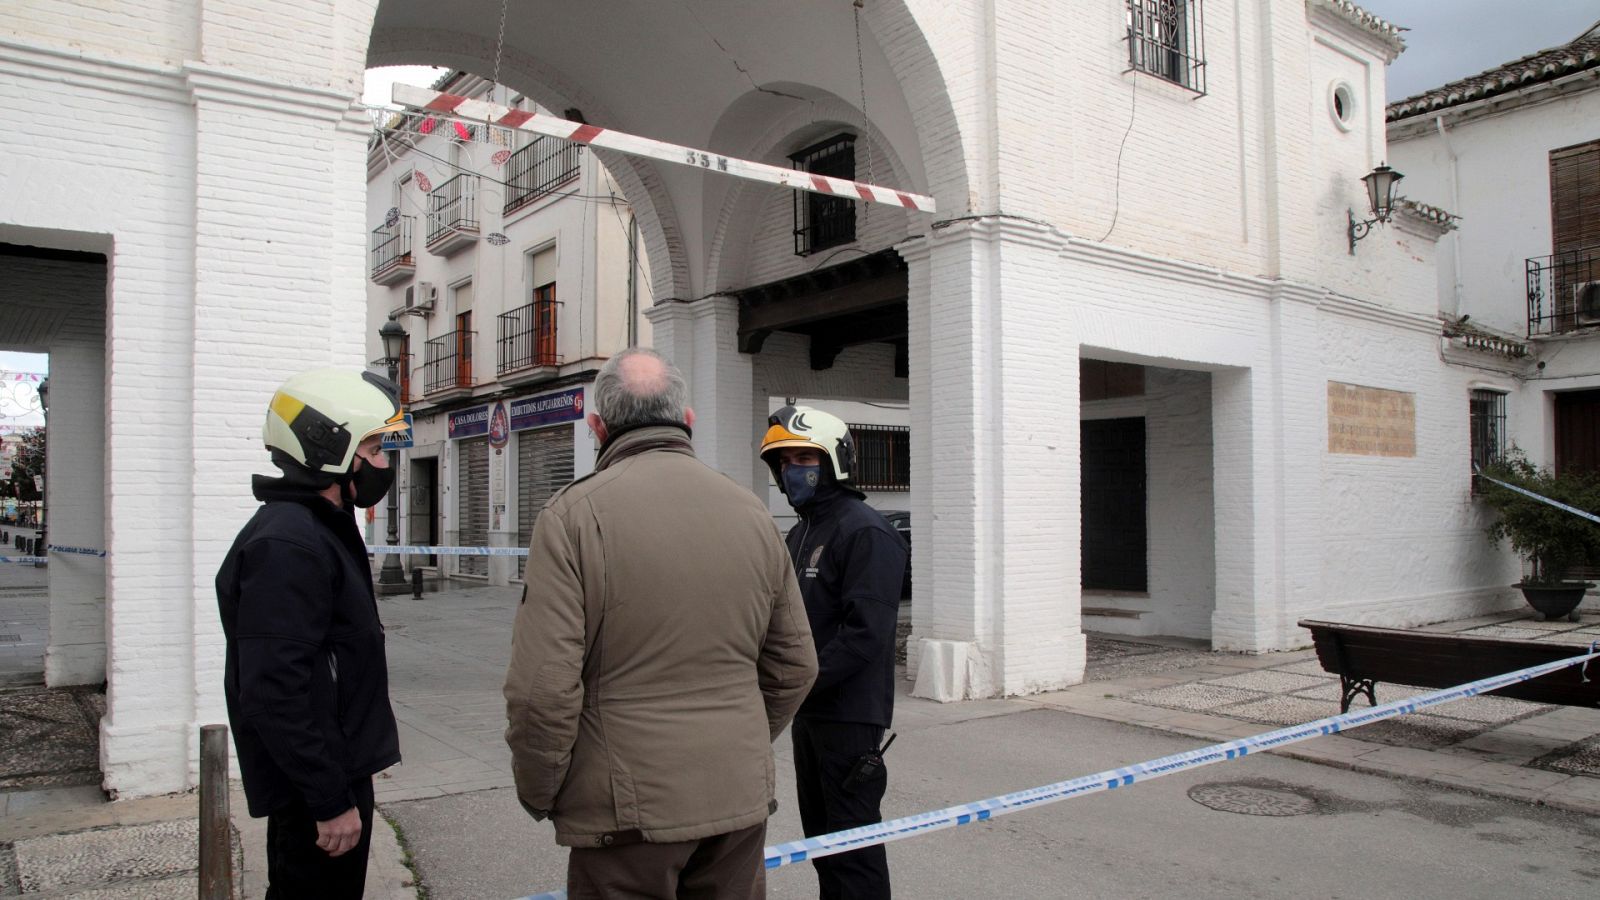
[347,459,395,508]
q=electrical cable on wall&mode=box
[1099,72,1139,243]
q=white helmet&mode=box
[263,368,407,474]
[759,405,855,486]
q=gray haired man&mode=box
[505,348,817,898]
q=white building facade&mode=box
[0,0,1537,798]
[365,70,645,588]
[1387,21,1600,489]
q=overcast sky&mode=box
[1358,0,1600,100]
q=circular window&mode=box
[1330,82,1357,132]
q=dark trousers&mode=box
[264,776,375,900]
[566,820,768,899]
[791,718,890,900]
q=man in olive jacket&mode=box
[506,348,817,899]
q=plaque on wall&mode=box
[1327,382,1416,457]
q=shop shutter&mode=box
[517,424,575,579]
[457,437,490,576]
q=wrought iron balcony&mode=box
[503,138,582,216]
[1527,245,1600,336]
[426,174,479,255]
[497,293,562,379]
[370,215,415,285]
[423,330,476,396]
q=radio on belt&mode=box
[843,732,896,792]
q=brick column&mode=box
[899,217,1085,700]
[1210,283,1324,651]
[644,297,757,492]
[100,66,362,798]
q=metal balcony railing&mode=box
[370,216,414,277]
[423,330,475,394]
[503,138,582,215]
[1527,245,1600,336]
[427,174,479,245]
[498,294,562,374]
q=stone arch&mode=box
[862,0,975,217]
[368,27,693,302]
[704,86,923,292]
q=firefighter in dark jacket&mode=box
[761,404,909,900]
[216,368,410,898]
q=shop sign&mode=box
[489,401,510,450]
[447,404,491,439]
[509,387,585,432]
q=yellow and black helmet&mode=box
[263,368,407,474]
[759,404,855,485]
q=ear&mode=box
[684,407,696,429]
[587,412,608,444]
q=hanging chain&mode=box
[855,1,872,233]
[491,0,510,97]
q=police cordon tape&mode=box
[366,544,530,557]
[1476,472,1600,526]
[513,643,1599,900]
[0,545,107,564]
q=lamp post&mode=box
[35,377,47,567]
[377,317,408,593]
[1347,162,1404,254]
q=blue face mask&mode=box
[782,463,823,507]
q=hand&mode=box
[316,807,363,857]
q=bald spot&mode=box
[615,351,671,399]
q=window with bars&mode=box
[1126,0,1206,94]
[1470,389,1507,489]
[791,134,857,256]
[850,423,909,491]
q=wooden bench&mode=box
[1298,619,1600,713]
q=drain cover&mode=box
[1187,782,1317,816]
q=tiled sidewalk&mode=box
[1031,608,1600,813]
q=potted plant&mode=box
[1478,451,1600,621]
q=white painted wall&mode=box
[1389,88,1600,337]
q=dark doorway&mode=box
[1555,389,1600,476]
[1081,417,1147,592]
[408,457,438,567]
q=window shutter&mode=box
[1551,140,1600,255]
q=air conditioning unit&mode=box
[407,281,438,314]
[1575,281,1600,325]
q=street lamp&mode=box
[35,377,47,567]
[1347,162,1404,254]
[376,317,408,593]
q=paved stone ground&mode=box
[0,687,101,792]
[1109,610,1600,778]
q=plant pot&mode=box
[1515,582,1593,622]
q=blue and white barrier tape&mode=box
[515,643,1599,900]
[47,545,106,558]
[366,544,529,557]
[1476,472,1600,526]
[0,545,106,564]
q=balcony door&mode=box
[1551,140,1600,321]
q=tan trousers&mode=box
[566,821,768,900]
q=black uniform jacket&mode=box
[216,479,401,820]
[786,487,909,727]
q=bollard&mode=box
[412,566,424,599]
[198,724,233,900]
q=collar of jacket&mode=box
[596,423,695,471]
[250,475,371,568]
[793,482,865,518]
